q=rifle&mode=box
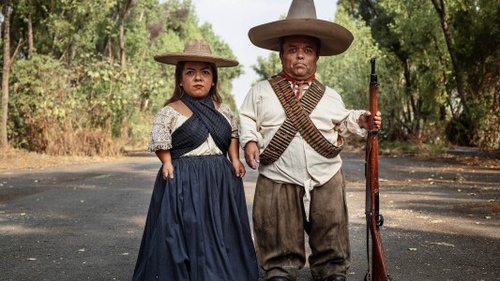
[364,58,390,281]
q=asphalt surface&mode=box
[0,151,498,281]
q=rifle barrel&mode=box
[366,58,390,281]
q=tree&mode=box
[430,0,467,113]
[1,0,18,148]
[443,0,499,149]
[251,53,281,82]
[3,0,244,155]
[337,0,497,148]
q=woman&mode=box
[132,39,258,281]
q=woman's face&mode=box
[180,61,214,99]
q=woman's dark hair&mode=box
[164,61,222,105]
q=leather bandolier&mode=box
[259,75,344,165]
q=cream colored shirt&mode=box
[239,79,367,191]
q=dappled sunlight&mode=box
[119,214,147,229]
[0,151,498,280]
[347,185,499,240]
[0,224,51,235]
[383,206,499,240]
[347,220,499,281]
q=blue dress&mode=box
[132,95,258,281]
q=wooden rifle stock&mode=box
[365,58,390,281]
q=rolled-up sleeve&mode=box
[335,110,367,138]
[239,87,264,149]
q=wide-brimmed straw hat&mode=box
[248,0,353,56]
[154,39,239,67]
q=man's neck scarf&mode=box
[279,72,315,98]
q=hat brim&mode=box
[154,53,239,67]
[248,19,354,56]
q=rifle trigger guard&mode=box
[376,214,384,227]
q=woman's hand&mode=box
[162,162,174,180]
[232,159,246,178]
[155,149,174,180]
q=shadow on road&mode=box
[0,153,498,280]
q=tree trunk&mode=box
[28,13,34,58]
[1,0,11,148]
[119,20,125,68]
[119,0,134,69]
[107,38,114,68]
[430,0,468,114]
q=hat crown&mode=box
[286,0,317,19]
[183,39,213,55]
[153,38,238,67]
[247,0,354,56]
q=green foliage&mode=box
[5,0,496,154]
[3,0,243,155]
[9,53,136,154]
[9,54,74,149]
[251,53,282,81]
[334,0,499,149]
[447,0,500,149]
[319,6,382,109]
[200,23,243,111]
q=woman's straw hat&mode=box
[154,39,239,67]
[248,0,353,56]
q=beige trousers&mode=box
[252,170,351,281]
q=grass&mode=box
[0,147,122,171]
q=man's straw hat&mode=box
[248,0,353,56]
[154,39,239,67]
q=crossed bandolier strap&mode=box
[259,75,344,165]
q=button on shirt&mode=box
[293,81,309,99]
[239,79,367,191]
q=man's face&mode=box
[280,35,319,80]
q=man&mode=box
[239,1,382,281]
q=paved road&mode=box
[0,152,498,281]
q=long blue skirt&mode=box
[132,155,259,281]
